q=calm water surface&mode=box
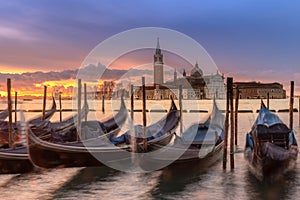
[0,99,300,200]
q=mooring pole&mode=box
[179,85,183,135]
[234,87,239,146]
[267,92,270,109]
[59,93,62,122]
[130,84,136,153]
[223,78,230,169]
[142,77,147,151]
[7,79,13,148]
[14,91,17,123]
[102,95,105,113]
[299,96,300,125]
[229,78,235,169]
[289,81,294,129]
[42,85,47,121]
[77,79,82,141]
[84,83,87,122]
[130,84,134,121]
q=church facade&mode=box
[135,39,226,100]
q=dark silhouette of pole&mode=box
[42,86,47,121]
[7,79,13,148]
[84,83,87,122]
[142,77,147,151]
[102,95,105,113]
[289,81,294,129]
[179,85,183,135]
[131,84,134,121]
[229,78,235,169]
[267,92,270,109]
[59,93,62,122]
[223,77,230,169]
[234,87,239,146]
[130,84,136,153]
[14,91,17,123]
[77,79,82,141]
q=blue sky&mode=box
[0,0,299,93]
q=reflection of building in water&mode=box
[135,39,225,100]
[233,82,286,99]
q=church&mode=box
[135,39,225,100]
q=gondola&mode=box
[0,98,57,174]
[139,99,224,171]
[0,97,128,173]
[244,102,298,181]
[0,97,57,145]
[0,96,56,129]
[0,109,8,120]
[110,98,179,152]
[48,102,89,132]
[0,146,34,174]
[49,97,128,142]
[28,96,57,126]
[27,98,179,169]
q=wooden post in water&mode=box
[130,84,134,121]
[84,83,87,122]
[179,85,183,135]
[14,91,17,123]
[289,81,294,129]
[130,84,136,153]
[59,93,62,122]
[42,86,47,121]
[299,96,300,125]
[234,87,239,146]
[102,95,105,113]
[142,77,147,151]
[267,92,270,109]
[229,77,235,169]
[77,79,82,141]
[223,78,230,169]
[7,79,13,148]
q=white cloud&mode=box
[0,25,36,41]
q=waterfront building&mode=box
[135,39,225,100]
[233,82,286,99]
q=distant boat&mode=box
[244,102,298,181]
[23,98,33,101]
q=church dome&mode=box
[190,62,203,77]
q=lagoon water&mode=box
[0,98,300,200]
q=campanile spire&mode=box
[154,38,163,85]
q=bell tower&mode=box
[154,38,164,86]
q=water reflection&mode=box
[151,160,223,199]
[0,168,80,200]
[53,166,120,199]
[244,170,298,200]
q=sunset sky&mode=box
[0,0,299,96]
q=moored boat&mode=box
[0,109,8,120]
[0,97,57,146]
[244,102,298,181]
[110,98,180,152]
[139,99,224,171]
[27,99,180,169]
[0,146,33,174]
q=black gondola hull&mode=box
[0,147,34,174]
[244,145,298,181]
